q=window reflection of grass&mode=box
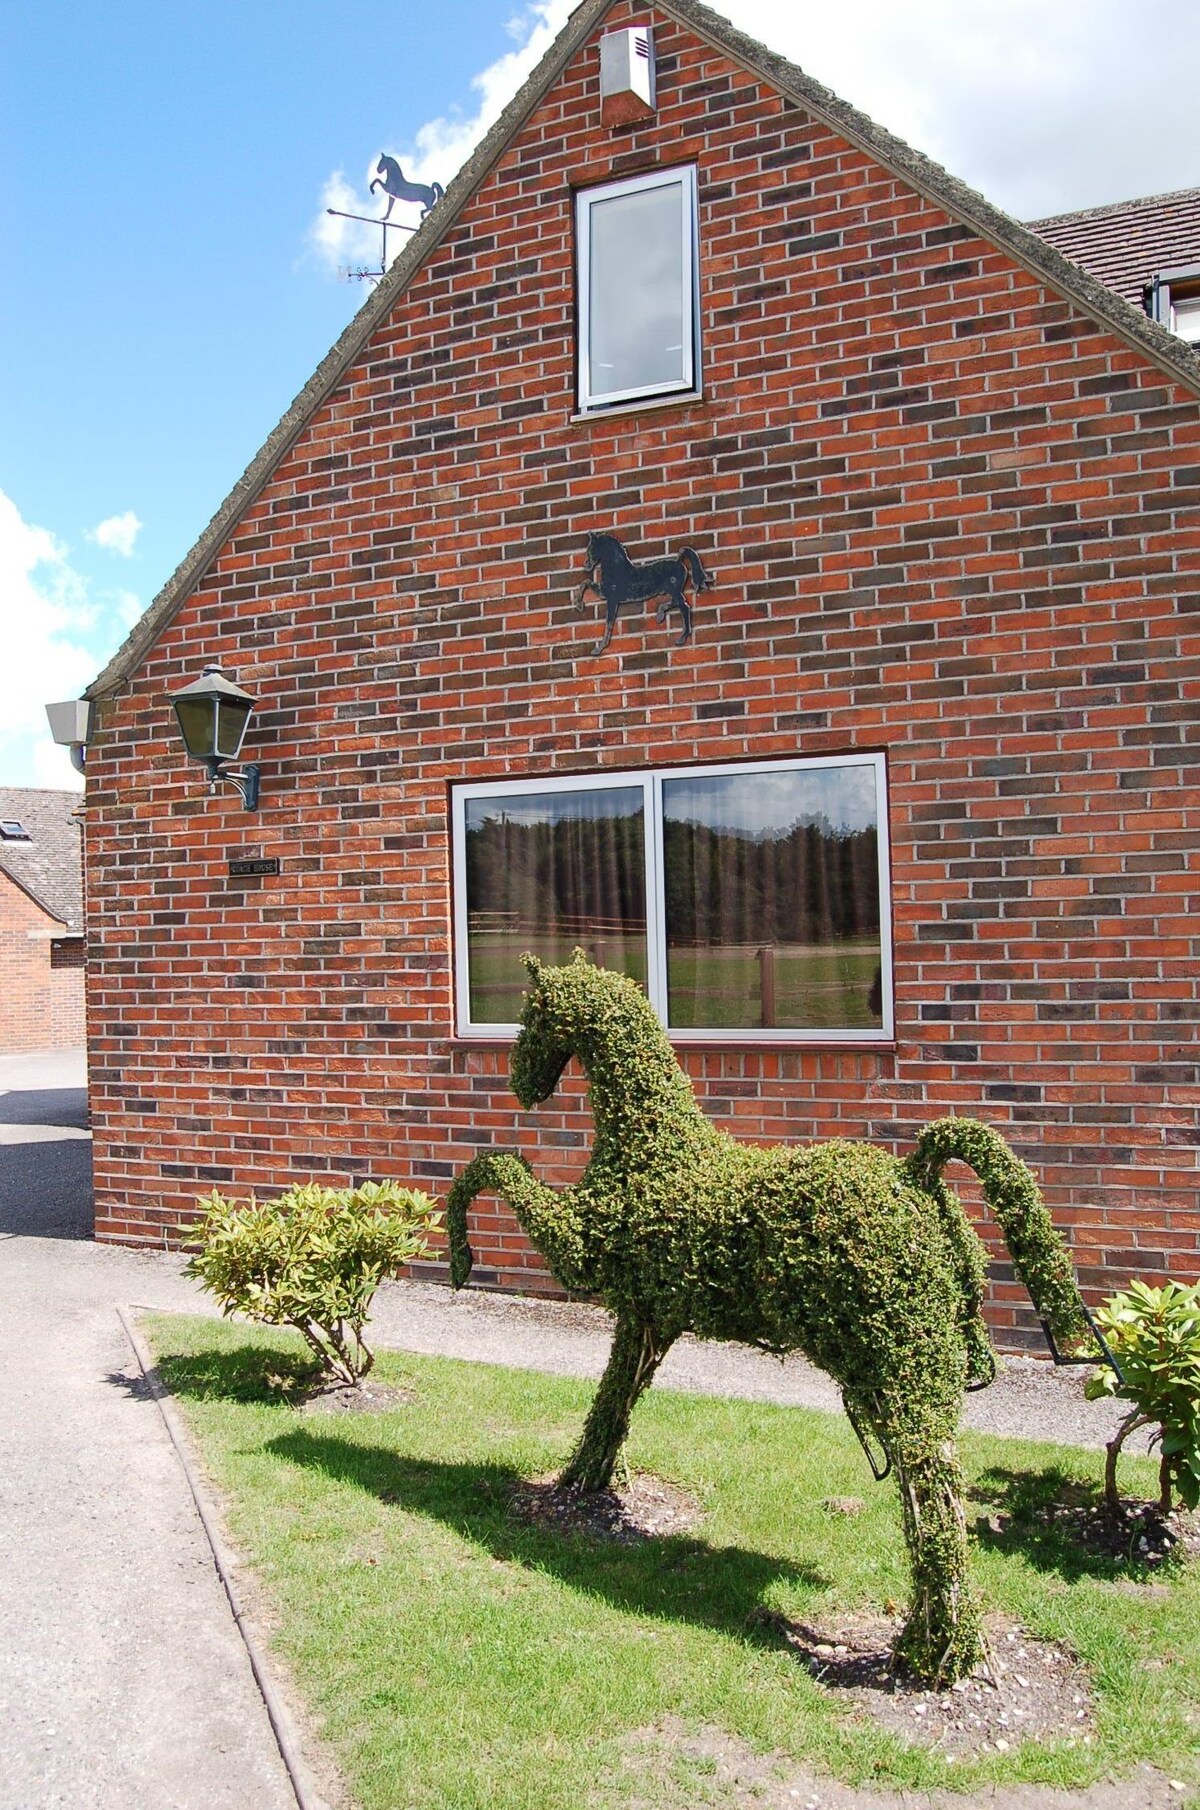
[467,936,881,1033]
[469,934,648,1023]
[667,944,881,1031]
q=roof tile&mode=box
[0,788,84,930]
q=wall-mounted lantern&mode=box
[171,664,261,810]
[45,697,95,775]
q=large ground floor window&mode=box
[451,753,892,1042]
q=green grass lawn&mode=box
[148,1315,1199,1810]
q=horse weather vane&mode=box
[326,154,444,285]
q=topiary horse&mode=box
[447,953,1091,1683]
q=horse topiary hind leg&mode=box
[864,1387,984,1684]
[559,1314,671,1492]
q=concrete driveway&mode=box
[0,1048,92,1239]
[0,1049,297,1810]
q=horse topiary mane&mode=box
[448,953,1091,1683]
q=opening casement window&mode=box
[576,166,700,411]
[452,754,893,1042]
[1146,265,1200,344]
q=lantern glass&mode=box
[173,696,218,761]
[171,664,255,765]
[214,696,251,760]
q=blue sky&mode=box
[3,0,1199,788]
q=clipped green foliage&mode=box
[1085,1279,1200,1512]
[187,1180,440,1387]
[448,953,1091,1685]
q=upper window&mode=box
[1146,266,1200,345]
[452,754,892,1043]
[576,167,700,411]
[1171,292,1200,344]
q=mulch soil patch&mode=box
[509,1471,703,1543]
[987,1495,1200,1569]
[754,1610,1093,1759]
[296,1377,414,1414]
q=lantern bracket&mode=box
[202,757,261,811]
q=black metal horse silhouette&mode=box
[370,155,444,221]
[574,532,714,654]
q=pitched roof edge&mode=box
[0,864,70,932]
[1028,183,1200,229]
[86,0,616,698]
[89,0,1200,697]
[665,0,1200,401]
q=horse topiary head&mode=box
[510,950,656,1109]
[510,954,576,1109]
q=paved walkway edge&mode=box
[117,1306,330,1810]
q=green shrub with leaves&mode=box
[1085,1279,1200,1513]
[448,952,1093,1684]
[186,1180,440,1387]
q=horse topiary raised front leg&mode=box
[447,1151,591,1294]
[559,1313,673,1492]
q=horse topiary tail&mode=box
[904,1117,1090,1351]
[447,1161,479,1289]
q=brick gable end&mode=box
[84,3,1200,1340]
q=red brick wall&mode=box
[84,5,1200,1346]
[0,875,86,1051]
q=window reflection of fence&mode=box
[665,940,882,1031]
[467,915,647,973]
[467,916,649,1009]
[758,945,776,1027]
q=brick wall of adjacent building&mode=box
[83,3,1200,1344]
[0,874,86,1051]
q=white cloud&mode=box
[311,0,1200,285]
[708,0,1200,219]
[89,509,142,557]
[112,588,143,629]
[311,1,573,278]
[0,491,98,790]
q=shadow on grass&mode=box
[265,1423,831,1645]
[970,1464,1147,1582]
[154,1341,322,1405]
[154,1336,834,1645]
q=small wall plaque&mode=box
[228,857,280,877]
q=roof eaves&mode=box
[86,0,617,699]
[0,863,70,932]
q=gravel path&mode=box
[358,1277,1148,1456]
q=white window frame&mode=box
[576,165,700,412]
[451,753,893,1044]
[1147,263,1200,343]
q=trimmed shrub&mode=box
[1085,1279,1200,1512]
[186,1180,440,1386]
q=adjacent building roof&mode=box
[0,789,84,932]
[1029,184,1200,310]
[86,0,1200,701]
